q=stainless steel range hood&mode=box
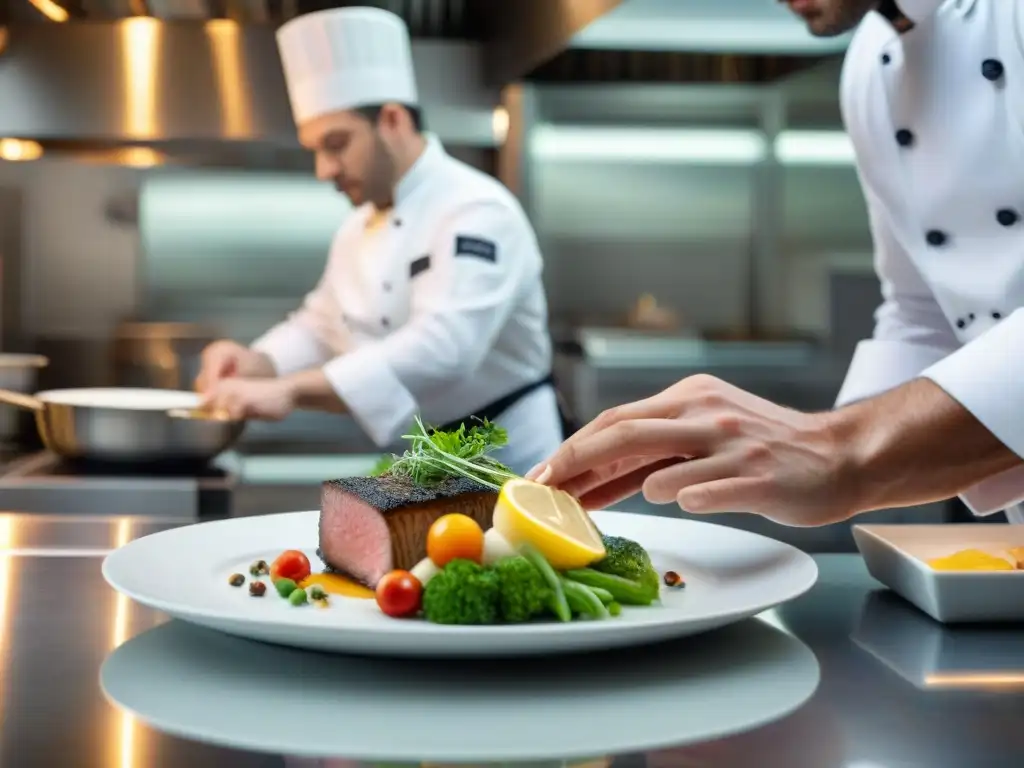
[0,19,502,147]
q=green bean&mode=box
[560,578,609,619]
[564,568,654,606]
[587,585,615,604]
[563,586,588,617]
[519,543,571,622]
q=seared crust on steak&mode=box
[317,473,499,587]
[322,474,493,512]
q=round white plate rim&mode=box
[102,509,819,649]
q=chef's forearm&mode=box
[832,377,1023,513]
[284,368,349,415]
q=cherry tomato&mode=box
[270,550,311,583]
[426,513,484,567]
[375,570,423,618]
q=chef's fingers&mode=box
[195,352,238,393]
[201,382,237,415]
[575,458,684,511]
[559,455,674,500]
[222,394,246,421]
[641,455,735,505]
[526,395,676,481]
[571,394,677,442]
[539,419,716,489]
[676,477,765,515]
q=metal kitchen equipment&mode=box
[0,387,244,464]
[111,321,218,390]
[0,354,48,443]
[0,450,240,518]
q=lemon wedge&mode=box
[493,478,606,570]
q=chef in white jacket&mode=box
[196,7,563,475]
[528,0,1024,526]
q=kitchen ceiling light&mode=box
[529,125,855,167]
[775,130,855,165]
[530,124,768,165]
[0,139,43,162]
[492,107,511,145]
[27,0,70,22]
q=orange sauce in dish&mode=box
[300,572,375,599]
[927,549,1015,571]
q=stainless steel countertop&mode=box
[0,506,1022,767]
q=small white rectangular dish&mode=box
[852,524,1024,624]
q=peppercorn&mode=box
[289,587,308,606]
[249,581,267,597]
[663,571,685,588]
[249,559,269,577]
[228,573,245,587]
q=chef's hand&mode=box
[527,374,858,527]
[200,377,296,421]
[195,340,276,393]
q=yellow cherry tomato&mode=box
[427,514,484,567]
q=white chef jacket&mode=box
[834,0,1024,523]
[250,134,562,475]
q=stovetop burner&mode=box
[40,457,231,480]
[0,451,239,518]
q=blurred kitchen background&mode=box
[0,0,964,549]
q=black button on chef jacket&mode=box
[997,209,1019,227]
[982,59,1004,82]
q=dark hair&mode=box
[354,104,425,133]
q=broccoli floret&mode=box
[422,559,500,625]
[593,535,660,602]
[493,556,552,623]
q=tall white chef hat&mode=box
[276,7,419,125]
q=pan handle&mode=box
[0,389,45,412]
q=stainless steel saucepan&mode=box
[0,387,245,464]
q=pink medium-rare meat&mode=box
[318,474,498,588]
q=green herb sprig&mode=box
[377,416,519,490]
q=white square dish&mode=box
[852,524,1024,624]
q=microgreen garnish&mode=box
[379,416,518,490]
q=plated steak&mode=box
[319,474,497,588]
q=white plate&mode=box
[102,510,819,658]
[853,523,1024,624]
[100,617,820,761]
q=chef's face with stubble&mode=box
[299,105,407,209]
[781,0,879,36]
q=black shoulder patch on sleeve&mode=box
[455,235,497,263]
[410,254,431,278]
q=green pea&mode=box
[289,587,308,606]
[608,601,622,617]
[275,578,298,598]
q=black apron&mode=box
[438,373,580,440]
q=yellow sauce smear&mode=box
[300,573,375,599]
[927,549,1015,571]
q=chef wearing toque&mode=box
[196,7,563,475]
[529,0,1024,526]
